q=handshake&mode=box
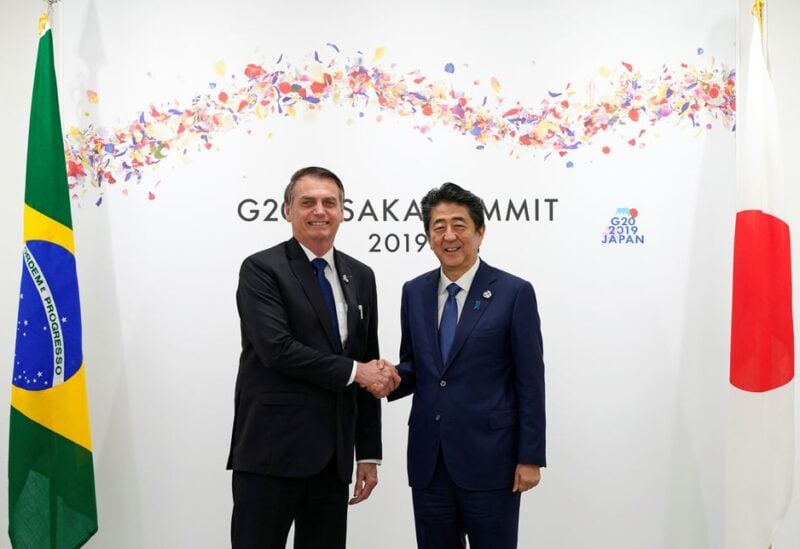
[355,359,400,399]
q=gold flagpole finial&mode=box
[752,0,765,40]
[38,12,49,35]
[39,0,61,35]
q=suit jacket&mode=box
[389,260,545,491]
[227,238,381,483]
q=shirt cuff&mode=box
[356,459,382,465]
[347,361,357,385]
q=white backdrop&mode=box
[1,1,799,548]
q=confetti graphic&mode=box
[64,47,735,202]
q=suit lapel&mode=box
[443,261,496,373]
[333,250,359,355]
[286,239,339,353]
[421,270,444,373]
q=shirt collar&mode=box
[297,241,336,270]
[439,257,481,295]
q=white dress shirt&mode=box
[437,257,481,326]
[297,243,356,384]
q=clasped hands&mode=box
[355,359,400,398]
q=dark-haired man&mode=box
[388,182,546,549]
[228,166,399,548]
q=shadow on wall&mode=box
[664,12,736,549]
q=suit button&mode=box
[435,414,441,421]
[440,380,447,387]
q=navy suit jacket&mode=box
[227,238,381,483]
[389,260,545,491]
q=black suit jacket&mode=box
[227,238,381,483]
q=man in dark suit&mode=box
[228,166,399,549]
[386,182,546,549]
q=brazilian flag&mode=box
[8,16,98,548]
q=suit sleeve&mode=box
[355,267,382,460]
[512,281,547,466]
[388,281,416,401]
[237,256,353,391]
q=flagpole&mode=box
[43,0,63,99]
[751,0,770,68]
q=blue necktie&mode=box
[439,283,461,362]
[312,258,342,354]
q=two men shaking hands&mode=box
[228,166,546,549]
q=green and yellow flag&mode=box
[8,15,98,548]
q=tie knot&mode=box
[446,283,461,298]
[311,258,328,273]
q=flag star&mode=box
[20,293,23,299]
[61,317,68,323]
[37,371,42,377]
[23,320,28,326]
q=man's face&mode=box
[428,202,484,280]
[284,176,344,252]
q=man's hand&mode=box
[349,463,378,505]
[372,359,401,398]
[355,359,400,398]
[512,464,541,493]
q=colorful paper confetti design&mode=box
[64,46,735,203]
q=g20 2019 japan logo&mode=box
[602,207,645,245]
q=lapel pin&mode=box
[483,290,492,299]
[474,300,481,310]
[342,274,350,284]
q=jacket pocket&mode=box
[259,393,307,406]
[488,410,517,429]
[472,327,506,339]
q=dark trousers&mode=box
[231,460,348,549]
[412,453,521,549]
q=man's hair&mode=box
[283,166,344,207]
[420,182,485,234]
